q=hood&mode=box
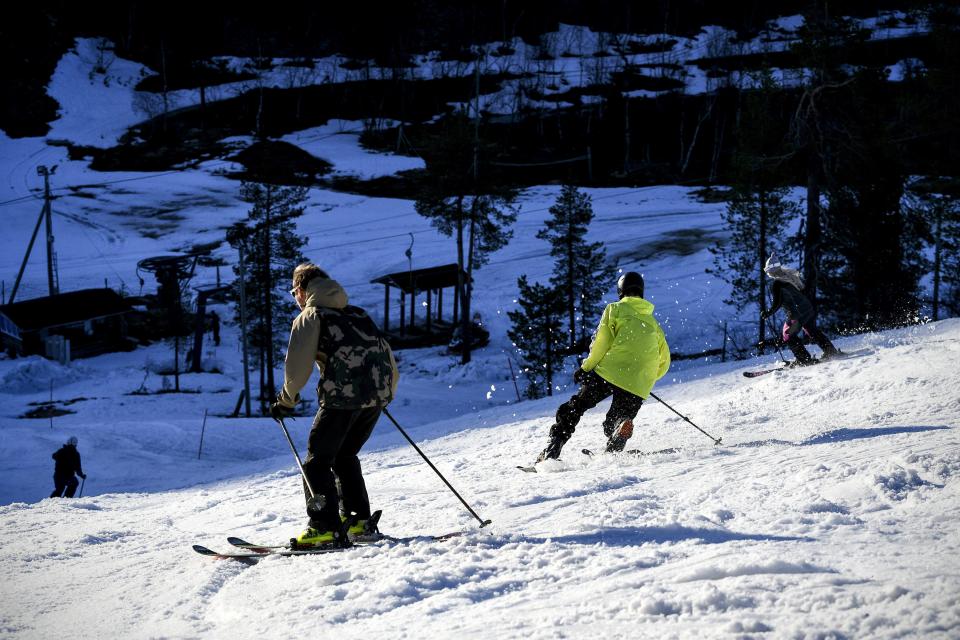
[764,252,804,290]
[304,276,348,310]
[621,296,655,315]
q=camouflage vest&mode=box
[314,305,395,409]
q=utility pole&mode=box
[38,165,59,297]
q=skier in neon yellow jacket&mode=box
[536,272,670,462]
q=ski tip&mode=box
[192,544,218,556]
[581,448,596,457]
[516,465,538,473]
[226,536,251,546]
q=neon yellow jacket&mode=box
[581,297,670,399]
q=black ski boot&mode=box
[605,419,634,453]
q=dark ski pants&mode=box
[543,371,644,459]
[50,475,78,498]
[302,405,380,530]
[782,319,838,364]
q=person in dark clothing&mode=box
[210,311,221,346]
[761,254,839,365]
[271,263,399,548]
[50,436,86,498]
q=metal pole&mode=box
[649,392,722,445]
[9,206,47,304]
[383,409,491,528]
[197,408,208,459]
[78,476,85,498]
[42,168,57,296]
[238,243,252,417]
[507,355,521,402]
[274,417,323,511]
[764,317,788,363]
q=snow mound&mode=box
[1,356,89,394]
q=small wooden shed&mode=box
[0,288,134,360]
[370,263,470,338]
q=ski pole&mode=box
[649,392,722,445]
[274,417,324,512]
[764,316,788,363]
[78,476,85,498]
[383,408,492,528]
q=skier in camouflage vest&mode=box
[271,263,399,547]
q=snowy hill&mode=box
[1,320,958,638]
[1,14,959,639]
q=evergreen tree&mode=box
[507,276,566,399]
[227,181,308,412]
[817,68,927,331]
[415,113,519,364]
[537,185,609,352]
[790,8,869,307]
[907,186,960,320]
[709,69,798,351]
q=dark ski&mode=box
[581,447,682,457]
[742,348,872,378]
[192,543,356,560]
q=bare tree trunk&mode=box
[567,229,576,351]
[263,187,276,399]
[462,198,478,365]
[758,190,768,354]
[160,39,169,137]
[454,197,467,363]
[803,153,822,307]
[933,205,942,321]
[545,324,553,396]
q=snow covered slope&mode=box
[1,321,957,638]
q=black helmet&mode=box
[617,272,644,299]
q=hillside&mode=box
[0,320,957,637]
[1,8,959,639]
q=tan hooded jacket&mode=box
[277,276,398,409]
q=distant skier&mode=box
[50,436,86,498]
[210,311,221,346]
[761,254,839,365]
[536,272,671,462]
[271,263,398,547]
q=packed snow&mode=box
[1,13,958,639]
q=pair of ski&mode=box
[193,511,468,560]
[517,447,681,473]
[742,348,871,378]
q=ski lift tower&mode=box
[136,255,197,391]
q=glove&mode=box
[573,368,588,384]
[80,473,87,480]
[270,401,296,421]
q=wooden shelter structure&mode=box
[370,263,470,347]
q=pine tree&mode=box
[907,186,960,320]
[711,188,798,323]
[709,69,798,352]
[415,113,519,364]
[537,185,609,352]
[816,67,927,331]
[227,181,308,412]
[507,276,566,399]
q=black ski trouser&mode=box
[301,405,381,530]
[545,371,644,458]
[50,475,78,498]
[782,319,838,364]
